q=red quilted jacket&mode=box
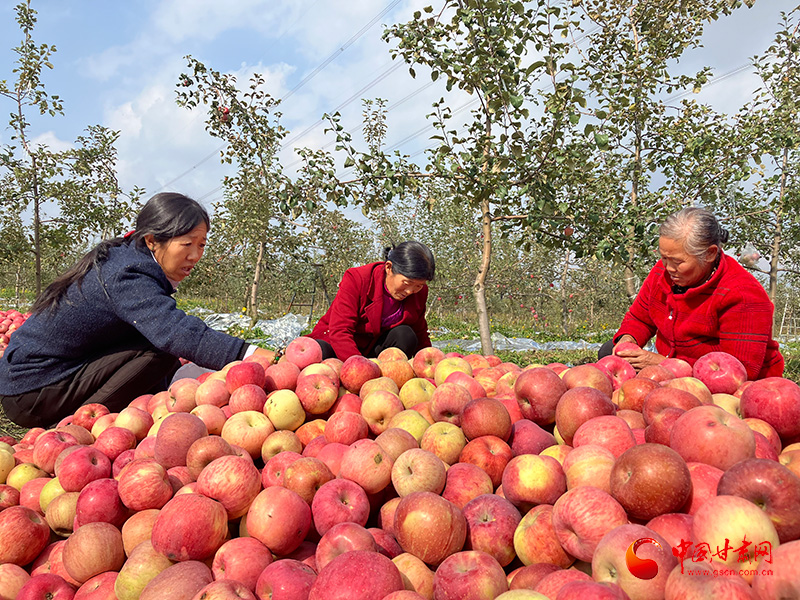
[311,262,431,361]
[615,254,784,380]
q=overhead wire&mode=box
[154,0,404,194]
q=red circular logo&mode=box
[626,537,663,580]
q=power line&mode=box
[155,0,404,194]
[283,0,404,101]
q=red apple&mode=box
[691,494,779,575]
[562,364,613,397]
[247,486,312,556]
[139,561,213,600]
[562,444,616,493]
[74,478,128,529]
[555,387,615,446]
[692,351,747,395]
[433,550,509,599]
[151,494,228,561]
[73,403,110,431]
[682,461,724,515]
[284,337,323,371]
[391,448,446,497]
[660,358,693,379]
[572,415,636,458]
[297,374,339,415]
[717,457,800,543]
[0,505,50,566]
[0,563,31,600]
[394,491,467,567]
[212,537,273,592]
[460,397,512,441]
[596,355,636,390]
[33,430,79,475]
[265,361,301,393]
[552,486,628,562]
[16,574,76,600]
[376,428,419,462]
[311,478,370,536]
[339,439,394,495]
[751,539,800,600]
[196,454,261,518]
[62,522,124,585]
[609,443,692,520]
[501,454,566,512]
[283,457,334,505]
[412,347,445,379]
[255,559,317,600]
[646,512,694,556]
[117,458,173,511]
[429,383,472,427]
[225,361,266,394]
[462,494,521,567]
[441,462,494,510]
[308,550,404,600]
[315,522,378,571]
[669,405,755,471]
[616,377,659,412]
[642,387,702,425]
[740,376,800,442]
[54,446,111,492]
[93,426,137,463]
[459,435,512,489]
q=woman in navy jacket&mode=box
[0,193,272,428]
[311,241,435,361]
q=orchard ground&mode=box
[2,302,800,440]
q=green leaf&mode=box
[594,132,609,150]
[509,95,523,109]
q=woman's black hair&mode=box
[31,193,210,314]
[383,240,435,281]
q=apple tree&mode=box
[709,10,800,302]
[0,1,138,295]
[566,0,751,300]
[368,0,592,354]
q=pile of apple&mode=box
[0,309,28,358]
[1,336,799,600]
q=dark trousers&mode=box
[317,324,419,361]
[1,344,180,429]
[598,338,614,360]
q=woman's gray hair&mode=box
[660,207,729,264]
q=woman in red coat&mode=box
[311,241,435,361]
[607,207,783,380]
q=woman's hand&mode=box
[613,342,666,371]
[253,347,277,364]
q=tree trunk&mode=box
[560,249,570,336]
[248,240,266,323]
[769,147,789,302]
[474,195,493,355]
[474,114,493,356]
[32,155,42,297]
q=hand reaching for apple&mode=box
[613,336,666,371]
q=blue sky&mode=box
[0,0,792,214]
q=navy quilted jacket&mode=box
[0,241,245,395]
